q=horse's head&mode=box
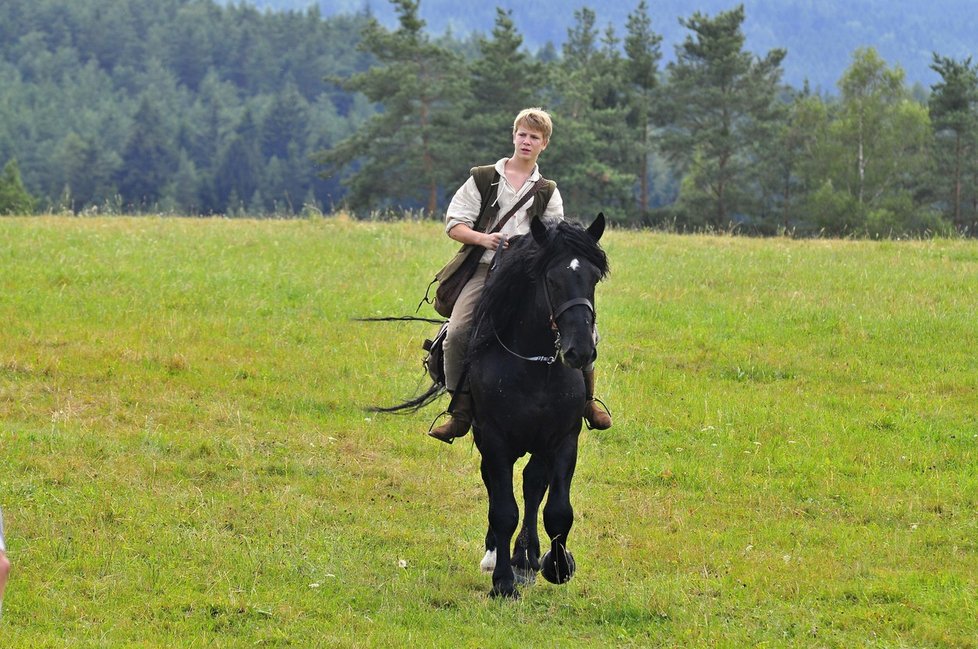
[531,213,608,370]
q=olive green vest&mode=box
[469,165,556,233]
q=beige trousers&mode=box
[443,263,490,393]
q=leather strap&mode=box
[487,177,549,235]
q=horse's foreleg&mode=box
[541,441,578,585]
[512,454,548,585]
[480,462,496,573]
[482,457,519,598]
[481,530,496,573]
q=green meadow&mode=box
[1,216,976,647]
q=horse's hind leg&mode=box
[541,440,578,585]
[512,454,548,585]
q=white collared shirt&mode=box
[445,158,564,263]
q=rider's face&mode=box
[512,126,548,164]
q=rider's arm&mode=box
[448,223,505,251]
[445,175,505,251]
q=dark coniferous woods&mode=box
[3,0,978,237]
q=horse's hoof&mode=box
[480,549,496,573]
[541,548,576,584]
[513,566,537,586]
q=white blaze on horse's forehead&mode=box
[568,258,581,271]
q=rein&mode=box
[491,271,596,365]
[494,327,561,365]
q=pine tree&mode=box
[55,132,118,211]
[546,9,636,220]
[623,1,663,215]
[0,159,36,215]
[214,109,263,214]
[261,83,309,161]
[461,9,543,161]
[661,5,786,229]
[117,97,177,210]
[929,54,978,230]
[757,86,828,233]
[315,0,469,215]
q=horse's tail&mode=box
[354,314,448,414]
[367,381,445,414]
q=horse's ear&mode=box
[531,215,548,245]
[587,213,606,242]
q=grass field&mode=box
[1,215,976,647]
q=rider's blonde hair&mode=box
[513,108,553,143]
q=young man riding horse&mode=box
[430,107,612,443]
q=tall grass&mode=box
[1,216,976,647]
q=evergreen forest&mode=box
[3,0,978,236]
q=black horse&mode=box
[466,213,609,598]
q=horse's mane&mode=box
[470,219,609,354]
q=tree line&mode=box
[0,0,369,216]
[322,0,978,236]
[2,0,978,236]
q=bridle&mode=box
[493,267,596,366]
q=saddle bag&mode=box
[432,247,482,318]
[422,321,450,386]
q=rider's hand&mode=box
[483,233,508,251]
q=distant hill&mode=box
[228,0,978,92]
